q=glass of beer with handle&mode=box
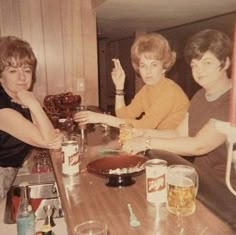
[166,165,199,216]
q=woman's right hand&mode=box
[15,90,38,108]
[111,58,125,90]
[73,111,102,125]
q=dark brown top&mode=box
[189,88,230,181]
[187,88,236,229]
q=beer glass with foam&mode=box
[167,165,199,216]
[119,123,133,146]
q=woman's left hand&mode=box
[122,137,147,154]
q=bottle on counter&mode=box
[16,182,36,235]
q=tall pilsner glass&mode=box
[73,105,87,152]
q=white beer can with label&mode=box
[61,140,80,176]
[145,159,167,204]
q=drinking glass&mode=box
[72,105,88,152]
[32,155,43,173]
[166,165,199,216]
[100,111,111,144]
[74,220,108,235]
[119,123,133,146]
[32,150,52,173]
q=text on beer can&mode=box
[61,140,80,176]
[145,159,167,204]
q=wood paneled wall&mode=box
[0,0,99,106]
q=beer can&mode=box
[145,159,167,204]
[61,140,80,176]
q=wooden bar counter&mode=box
[50,127,235,235]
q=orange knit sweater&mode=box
[116,78,190,129]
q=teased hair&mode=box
[131,33,176,73]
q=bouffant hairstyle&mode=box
[184,29,232,69]
[0,36,37,81]
[131,33,176,74]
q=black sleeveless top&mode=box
[0,85,32,167]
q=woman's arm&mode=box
[123,118,226,156]
[0,91,60,148]
[111,59,126,110]
[133,113,189,138]
[150,119,226,156]
[73,110,126,128]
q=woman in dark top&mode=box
[0,36,61,199]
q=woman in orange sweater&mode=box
[74,33,189,129]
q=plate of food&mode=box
[87,154,148,187]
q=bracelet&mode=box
[115,89,125,96]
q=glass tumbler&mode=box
[72,105,88,152]
[74,220,108,235]
[119,123,133,146]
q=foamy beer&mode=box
[167,165,199,216]
[119,123,133,145]
[145,159,167,204]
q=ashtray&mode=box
[87,154,147,187]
